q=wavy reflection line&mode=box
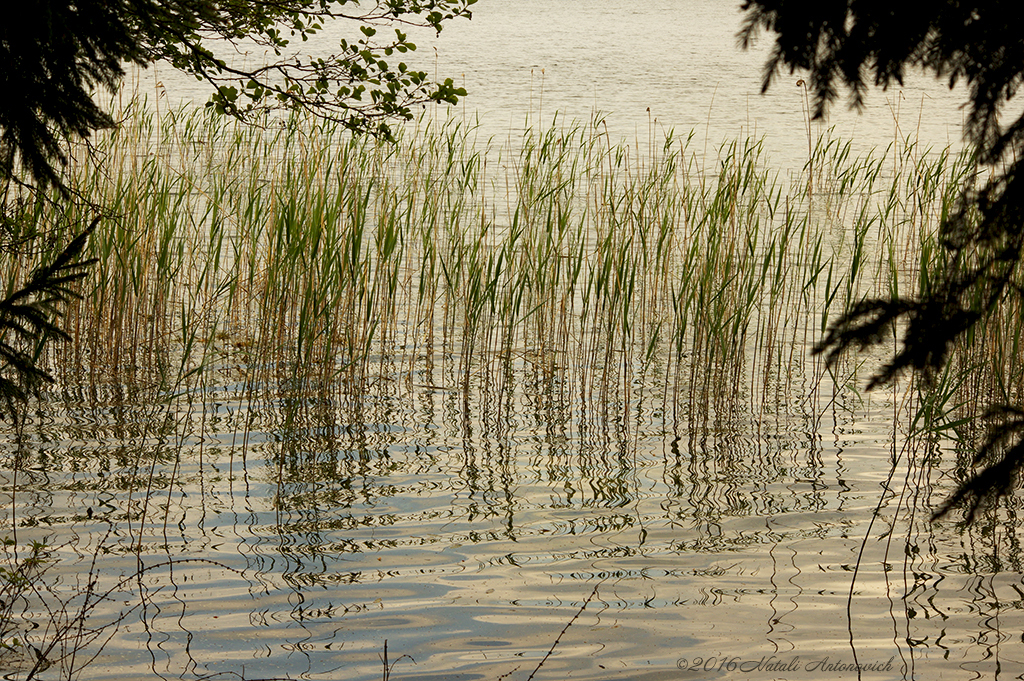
[764,515,789,654]
[845,409,904,680]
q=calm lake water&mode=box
[151,0,968,167]
[5,3,1020,681]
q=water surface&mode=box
[4,4,1018,681]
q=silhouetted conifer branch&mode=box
[932,406,1024,522]
[742,1,1024,520]
[0,217,98,421]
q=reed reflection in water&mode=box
[1,103,1022,680]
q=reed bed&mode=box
[3,100,1015,455]
[5,99,1024,681]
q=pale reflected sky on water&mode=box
[147,0,968,169]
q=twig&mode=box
[526,581,602,681]
[380,638,413,681]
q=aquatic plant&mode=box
[2,97,1019,679]
[4,98,1009,523]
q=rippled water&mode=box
[8,333,1021,680]
[5,3,1022,681]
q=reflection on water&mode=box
[150,0,968,172]
[4,3,1020,679]
[3,332,1022,680]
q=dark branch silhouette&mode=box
[742,1,1024,519]
[0,218,98,421]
